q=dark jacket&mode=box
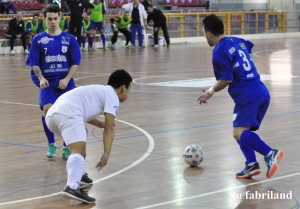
[147,8,166,26]
[66,0,93,21]
[7,18,25,36]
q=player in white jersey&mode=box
[45,69,132,203]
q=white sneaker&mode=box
[10,50,15,55]
[152,44,159,48]
[92,47,98,51]
[24,49,29,55]
[81,47,88,51]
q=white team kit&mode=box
[46,85,119,145]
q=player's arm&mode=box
[96,113,115,171]
[32,65,49,89]
[87,118,106,128]
[198,80,231,105]
[58,64,78,90]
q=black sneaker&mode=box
[236,162,261,179]
[80,172,93,191]
[63,186,95,203]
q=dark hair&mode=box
[43,4,61,18]
[202,14,224,36]
[33,13,39,18]
[107,69,132,89]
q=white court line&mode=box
[135,172,300,209]
[0,102,155,206]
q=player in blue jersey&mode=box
[198,14,283,179]
[26,4,81,160]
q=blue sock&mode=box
[42,116,55,144]
[101,34,106,47]
[28,43,31,50]
[240,130,272,156]
[88,37,93,48]
[82,37,86,48]
[237,140,256,165]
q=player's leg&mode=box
[21,33,28,54]
[137,24,144,47]
[99,22,108,50]
[234,96,283,178]
[161,23,170,46]
[45,114,95,203]
[111,26,118,50]
[130,24,137,46]
[81,32,87,50]
[153,26,159,47]
[42,103,57,158]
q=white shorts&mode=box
[45,113,87,146]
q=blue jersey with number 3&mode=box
[212,37,269,104]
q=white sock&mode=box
[267,150,272,157]
[66,153,85,189]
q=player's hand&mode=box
[197,89,213,105]
[39,77,49,89]
[96,153,109,171]
[58,79,69,90]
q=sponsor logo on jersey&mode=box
[40,36,54,44]
[229,47,236,54]
[113,106,119,115]
[45,55,67,62]
[62,46,68,53]
[239,43,246,49]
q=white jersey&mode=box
[47,85,119,122]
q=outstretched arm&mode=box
[198,80,231,105]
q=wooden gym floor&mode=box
[0,38,299,209]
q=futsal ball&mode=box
[183,144,204,166]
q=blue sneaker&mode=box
[62,147,70,160]
[265,149,283,178]
[47,143,57,158]
[236,162,261,179]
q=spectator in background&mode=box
[25,13,41,50]
[110,10,132,49]
[122,0,147,48]
[141,0,152,13]
[5,12,28,55]
[1,0,17,14]
[147,5,170,47]
[90,0,108,50]
[65,0,94,47]
[81,13,97,50]
[59,13,69,32]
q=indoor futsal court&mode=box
[0,37,299,209]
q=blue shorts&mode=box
[91,21,104,30]
[233,96,270,131]
[38,78,76,110]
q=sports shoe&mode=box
[80,172,93,192]
[81,46,88,51]
[63,186,95,204]
[61,147,70,160]
[152,44,159,48]
[111,44,116,50]
[265,149,283,178]
[10,50,15,55]
[236,162,261,179]
[47,143,57,158]
[103,47,109,51]
[24,49,29,55]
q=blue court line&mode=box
[0,109,299,149]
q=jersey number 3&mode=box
[238,49,251,71]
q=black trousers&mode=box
[8,33,27,50]
[153,22,170,46]
[69,19,83,46]
[111,27,132,46]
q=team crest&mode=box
[62,46,68,53]
[62,36,70,45]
